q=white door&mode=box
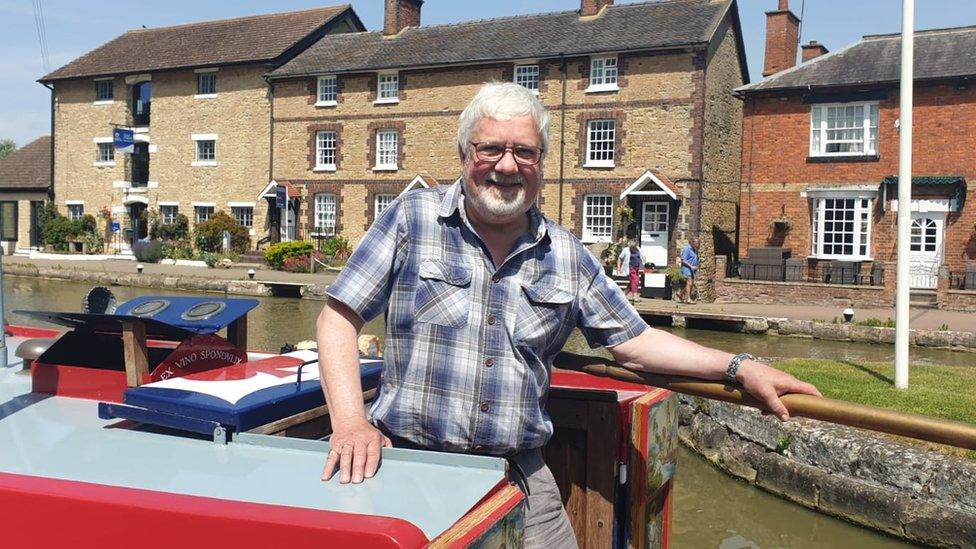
[640,202,669,268]
[909,212,945,289]
[280,203,297,242]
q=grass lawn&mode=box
[774,358,976,458]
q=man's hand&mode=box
[322,419,392,484]
[736,360,822,421]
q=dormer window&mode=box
[375,73,399,104]
[587,56,619,92]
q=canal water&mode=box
[5,277,919,547]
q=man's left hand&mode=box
[736,361,822,421]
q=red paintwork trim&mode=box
[31,363,151,403]
[552,369,649,392]
[6,324,61,339]
[0,472,430,548]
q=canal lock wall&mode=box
[678,396,976,548]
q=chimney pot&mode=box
[384,0,423,36]
[581,0,613,17]
[778,0,789,10]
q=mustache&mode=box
[486,172,525,185]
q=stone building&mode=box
[267,0,748,299]
[38,6,364,252]
[0,136,51,253]
[737,1,976,294]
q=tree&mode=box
[0,139,15,160]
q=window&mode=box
[582,195,613,243]
[314,193,337,236]
[160,205,178,225]
[194,206,214,224]
[317,75,337,105]
[231,206,253,228]
[586,119,616,167]
[0,202,17,241]
[514,64,540,93]
[67,204,85,221]
[195,140,216,162]
[374,194,396,219]
[96,143,115,163]
[376,73,399,103]
[95,80,113,102]
[587,56,618,91]
[316,131,337,170]
[811,197,872,259]
[197,72,217,96]
[810,102,879,157]
[375,130,398,170]
[910,218,938,252]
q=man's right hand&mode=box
[322,419,392,484]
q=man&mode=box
[679,238,700,304]
[316,83,820,547]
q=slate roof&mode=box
[0,136,51,191]
[41,5,354,82]
[270,0,734,79]
[738,25,976,94]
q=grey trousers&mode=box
[507,448,579,549]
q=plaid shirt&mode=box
[327,181,647,455]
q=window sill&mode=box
[315,100,338,108]
[192,161,218,167]
[194,94,218,100]
[309,231,337,238]
[807,154,880,163]
[583,162,616,169]
[585,84,619,94]
[313,165,337,172]
[581,237,612,244]
[808,255,875,262]
[93,100,115,106]
[373,165,399,172]
[93,161,116,167]
[374,98,400,105]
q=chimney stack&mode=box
[801,40,829,63]
[581,0,613,18]
[762,0,800,76]
[384,0,423,36]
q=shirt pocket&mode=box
[514,276,574,351]
[414,258,472,328]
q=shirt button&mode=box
[491,275,500,283]
[484,358,495,368]
[480,401,490,412]
[487,314,497,325]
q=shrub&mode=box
[81,231,104,254]
[79,214,97,234]
[199,252,221,268]
[162,239,195,260]
[194,211,249,253]
[281,252,324,273]
[133,239,165,263]
[854,317,896,328]
[151,213,190,241]
[265,240,314,268]
[321,236,351,260]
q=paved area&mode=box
[3,254,973,333]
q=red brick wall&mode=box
[740,84,976,273]
[762,9,799,76]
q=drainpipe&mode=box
[263,74,277,244]
[558,53,568,225]
[42,82,55,202]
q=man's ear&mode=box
[457,144,466,164]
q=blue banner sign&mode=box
[111,222,121,233]
[276,185,287,209]
[113,128,134,153]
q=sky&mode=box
[2,0,976,147]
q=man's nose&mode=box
[494,149,519,173]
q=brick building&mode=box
[267,0,748,299]
[737,1,976,291]
[38,6,364,252]
[0,136,51,253]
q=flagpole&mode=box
[895,0,914,389]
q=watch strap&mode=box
[725,352,754,382]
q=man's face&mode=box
[460,115,543,225]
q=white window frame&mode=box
[514,63,540,94]
[582,194,614,243]
[585,119,616,168]
[375,72,400,104]
[195,69,217,99]
[316,75,338,107]
[192,134,218,166]
[66,202,85,221]
[809,101,879,157]
[315,130,337,171]
[374,130,399,171]
[94,78,114,104]
[586,55,619,93]
[374,193,396,219]
[93,137,115,166]
[193,204,215,224]
[314,193,337,236]
[231,206,254,228]
[159,204,179,225]
[810,197,873,260]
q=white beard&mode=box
[466,171,536,220]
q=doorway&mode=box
[640,202,670,268]
[908,212,945,289]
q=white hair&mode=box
[457,82,550,159]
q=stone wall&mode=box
[679,397,976,547]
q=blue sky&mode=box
[2,0,975,147]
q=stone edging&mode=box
[776,319,976,350]
[678,395,976,548]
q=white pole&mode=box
[895,0,914,389]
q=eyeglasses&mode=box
[469,142,544,166]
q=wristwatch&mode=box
[725,352,754,382]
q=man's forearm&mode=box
[609,326,732,380]
[316,297,369,426]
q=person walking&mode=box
[679,238,700,303]
[616,240,644,303]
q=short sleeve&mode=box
[326,197,406,322]
[576,247,648,348]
